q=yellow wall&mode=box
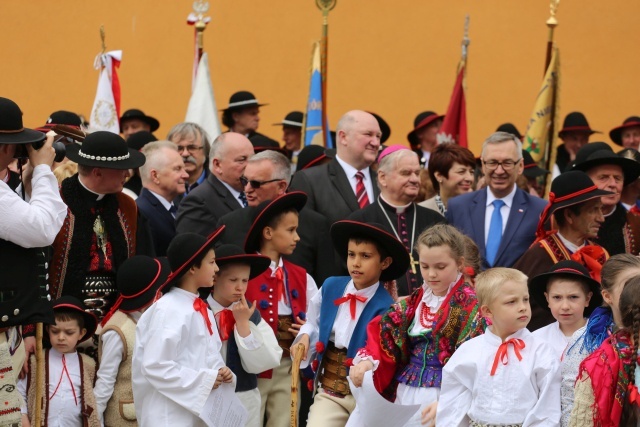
[2,1,639,155]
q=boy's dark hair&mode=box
[265,207,299,233]
[348,234,389,260]
[176,247,215,285]
[546,275,592,297]
[619,275,640,425]
[53,308,85,330]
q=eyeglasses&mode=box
[240,176,284,189]
[483,158,521,171]
[177,145,204,153]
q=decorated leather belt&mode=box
[82,275,117,320]
[277,316,295,358]
[318,342,350,397]
[470,421,522,427]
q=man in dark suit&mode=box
[216,150,338,284]
[446,131,547,269]
[289,110,381,225]
[136,141,189,256]
[176,132,255,235]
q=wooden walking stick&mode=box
[34,323,44,426]
[290,343,305,427]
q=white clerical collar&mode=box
[379,194,412,214]
[603,204,617,218]
[556,231,584,253]
[486,184,517,208]
[78,175,106,200]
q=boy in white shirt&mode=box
[436,268,561,427]
[292,220,409,427]
[132,228,235,426]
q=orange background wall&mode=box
[1,1,638,155]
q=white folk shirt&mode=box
[0,164,67,248]
[265,257,318,316]
[132,287,233,427]
[94,311,142,420]
[295,280,379,369]
[18,348,83,427]
[436,327,561,427]
[532,321,572,360]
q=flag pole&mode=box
[543,0,560,197]
[188,1,211,92]
[316,0,337,147]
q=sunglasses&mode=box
[240,176,284,189]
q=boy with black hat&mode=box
[205,244,282,427]
[19,296,100,427]
[243,192,319,427]
[132,228,235,426]
[94,255,171,426]
[292,220,409,427]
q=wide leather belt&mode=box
[318,342,350,396]
[277,316,295,358]
[82,275,116,319]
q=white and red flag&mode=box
[89,50,122,134]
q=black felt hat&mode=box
[244,192,307,254]
[35,110,82,133]
[368,112,391,144]
[115,256,172,313]
[0,97,46,145]
[119,109,160,133]
[330,220,410,282]
[529,260,603,316]
[163,227,226,292]
[609,116,640,146]
[496,123,523,140]
[407,111,444,148]
[558,112,599,137]
[214,245,271,279]
[126,131,158,151]
[296,145,332,171]
[66,131,146,169]
[222,91,267,111]
[571,143,640,185]
[52,296,98,343]
[273,111,303,128]
[522,150,549,178]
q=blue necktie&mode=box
[486,200,505,267]
[238,192,248,208]
[169,204,177,218]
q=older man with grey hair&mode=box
[176,132,254,235]
[167,122,211,195]
[446,131,547,269]
[136,141,189,255]
[349,146,446,296]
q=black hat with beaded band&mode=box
[126,130,158,151]
[118,109,160,133]
[558,112,600,138]
[65,131,146,169]
[529,260,603,316]
[222,91,268,111]
[296,145,333,171]
[52,296,98,343]
[570,142,640,185]
[609,116,640,147]
[496,123,523,140]
[521,149,549,179]
[162,227,226,293]
[0,97,46,145]
[273,111,304,128]
[330,220,410,282]
[407,111,444,149]
[244,192,307,254]
[535,171,613,242]
[214,245,271,279]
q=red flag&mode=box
[436,65,468,148]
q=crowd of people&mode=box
[3,90,640,427]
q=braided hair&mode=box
[618,276,640,425]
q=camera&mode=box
[13,137,66,163]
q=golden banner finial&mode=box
[547,0,560,28]
[462,15,470,59]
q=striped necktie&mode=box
[355,171,370,208]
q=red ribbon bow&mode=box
[274,267,285,302]
[193,298,213,336]
[215,309,235,341]
[334,293,368,319]
[490,338,526,376]
[571,245,605,282]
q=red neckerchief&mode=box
[491,338,526,376]
[193,298,213,335]
[215,309,235,341]
[334,293,368,319]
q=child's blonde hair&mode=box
[475,267,528,307]
[414,224,466,262]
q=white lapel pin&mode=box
[518,209,524,213]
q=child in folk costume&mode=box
[293,220,410,427]
[570,275,640,426]
[348,224,486,427]
[19,296,100,427]
[132,229,235,427]
[94,255,171,426]
[528,261,603,427]
[205,244,283,427]
[437,268,561,427]
[243,192,318,427]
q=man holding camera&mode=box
[0,97,68,425]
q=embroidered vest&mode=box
[538,233,609,267]
[26,351,101,427]
[98,311,137,426]
[224,308,262,393]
